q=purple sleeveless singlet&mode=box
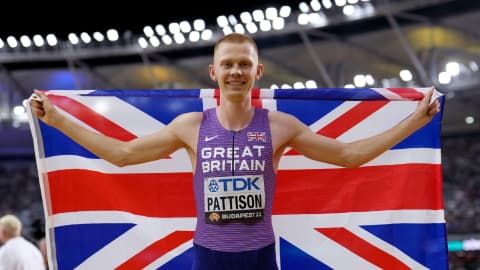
[193,107,276,252]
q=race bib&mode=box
[204,175,265,224]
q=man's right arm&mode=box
[30,90,187,167]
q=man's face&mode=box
[209,42,263,98]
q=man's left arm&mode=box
[283,87,440,168]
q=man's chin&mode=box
[226,85,248,92]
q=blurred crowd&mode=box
[0,164,44,243]
[0,133,479,268]
[442,133,480,235]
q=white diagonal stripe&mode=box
[144,240,194,270]
[346,226,429,270]
[279,148,441,170]
[44,151,192,173]
[58,212,195,269]
[274,216,381,270]
[338,101,417,142]
[272,210,444,229]
[371,88,404,100]
[64,95,165,136]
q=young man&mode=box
[30,33,440,270]
[0,214,46,270]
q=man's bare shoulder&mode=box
[268,110,301,125]
[172,111,203,125]
[168,112,203,146]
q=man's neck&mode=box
[216,98,254,131]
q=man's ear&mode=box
[255,64,264,80]
[208,64,217,81]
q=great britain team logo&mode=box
[247,132,266,142]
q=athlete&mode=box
[30,33,440,270]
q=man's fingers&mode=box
[31,107,45,117]
[29,93,43,102]
[427,99,440,116]
[427,86,440,106]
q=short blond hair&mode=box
[214,33,259,56]
[0,214,22,238]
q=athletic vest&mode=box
[193,107,276,252]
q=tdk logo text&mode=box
[208,177,260,192]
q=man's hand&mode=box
[29,89,62,127]
[412,87,441,126]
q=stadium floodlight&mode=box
[297,13,309,25]
[309,13,327,26]
[149,36,160,47]
[299,2,310,13]
[246,22,258,33]
[217,15,229,28]
[155,24,166,36]
[465,116,475,125]
[6,36,18,48]
[169,23,181,34]
[365,74,375,85]
[470,61,478,72]
[252,10,265,22]
[223,26,233,35]
[93,32,104,42]
[106,29,119,41]
[259,20,272,32]
[173,33,185,44]
[399,69,412,81]
[46,34,57,46]
[189,31,200,42]
[228,15,238,25]
[343,5,356,16]
[162,34,173,45]
[446,61,460,76]
[234,24,245,34]
[353,74,366,87]
[265,7,278,20]
[180,21,192,33]
[272,18,285,30]
[138,37,148,48]
[279,6,291,17]
[438,71,451,84]
[32,35,44,47]
[310,0,321,11]
[240,12,253,24]
[80,33,92,44]
[322,0,333,9]
[335,0,347,7]
[20,35,32,48]
[68,33,79,45]
[201,29,213,41]
[193,19,205,31]
[143,26,154,37]
[305,80,317,88]
[293,82,306,89]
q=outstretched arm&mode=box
[272,88,441,168]
[30,90,196,167]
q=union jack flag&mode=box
[247,132,267,142]
[27,88,448,270]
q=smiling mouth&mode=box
[227,81,245,86]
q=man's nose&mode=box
[230,65,242,75]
